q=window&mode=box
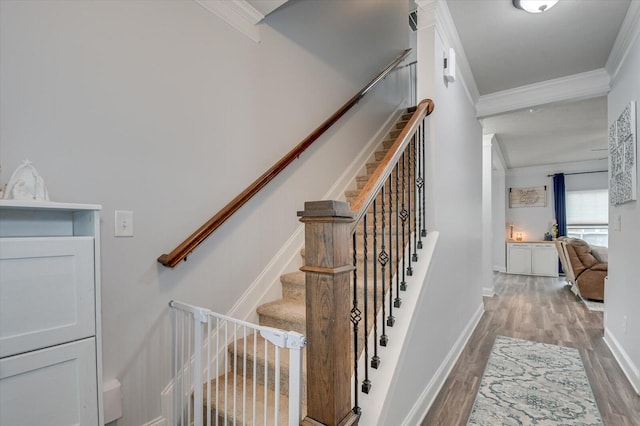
[566,189,608,247]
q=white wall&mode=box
[491,140,507,272]
[605,34,640,394]
[381,1,485,422]
[482,135,495,292]
[505,160,608,241]
[0,1,410,424]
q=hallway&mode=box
[421,273,640,425]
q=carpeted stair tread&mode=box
[229,334,307,400]
[395,119,409,129]
[257,300,306,334]
[201,372,303,426]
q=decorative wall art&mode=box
[609,101,637,205]
[509,186,547,208]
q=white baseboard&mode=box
[141,416,168,426]
[482,287,495,297]
[603,327,640,394]
[401,301,485,426]
[493,265,506,273]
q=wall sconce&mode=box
[516,232,523,241]
[444,47,456,82]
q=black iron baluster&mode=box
[416,123,424,249]
[362,214,371,394]
[400,151,409,290]
[380,182,390,343]
[412,135,419,260]
[351,232,361,415]
[420,118,427,237]
[407,140,415,274]
[372,198,382,365]
[386,175,395,327]
[394,163,402,307]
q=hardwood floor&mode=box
[421,272,640,426]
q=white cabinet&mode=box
[507,242,558,277]
[0,200,103,425]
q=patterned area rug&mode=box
[467,336,603,425]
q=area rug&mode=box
[467,336,603,425]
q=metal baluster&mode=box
[386,175,395,327]
[412,135,419,260]
[408,139,416,269]
[372,198,382,366]
[416,123,424,249]
[351,232,362,415]
[420,118,427,237]
[379,183,390,343]
[400,151,408,290]
[362,214,371,393]
[394,163,402,308]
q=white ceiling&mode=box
[445,0,633,169]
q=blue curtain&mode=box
[553,173,567,237]
[553,173,567,273]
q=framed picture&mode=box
[609,101,637,205]
[509,186,546,208]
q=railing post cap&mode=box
[297,200,354,218]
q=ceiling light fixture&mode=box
[513,0,558,14]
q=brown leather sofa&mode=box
[556,238,607,301]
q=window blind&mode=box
[566,189,608,225]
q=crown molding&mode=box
[194,0,264,43]
[476,68,611,118]
[504,158,609,177]
[606,0,640,81]
[434,0,480,105]
[416,0,480,105]
[415,0,437,30]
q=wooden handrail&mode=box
[350,98,434,231]
[158,49,412,268]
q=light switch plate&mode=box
[115,210,134,237]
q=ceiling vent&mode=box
[409,9,418,31]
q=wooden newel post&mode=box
[298,201,360,426]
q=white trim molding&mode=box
[194,0,264,43]
[141,416,168,426]
[604,327,640,394]
[401,301,485,425]
[433,0,480,105]
[416,0,480,106]
[606,0,640,82]
[476,68,611,118]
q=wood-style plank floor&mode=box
[421,272,640,426]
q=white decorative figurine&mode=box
[3,160,50,201]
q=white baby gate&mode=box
[169,301,306,426]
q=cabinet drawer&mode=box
[0,337,99,426]
[0,237,95,358]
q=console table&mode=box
[506,240,559,277]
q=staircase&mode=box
[199,108,416,424]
